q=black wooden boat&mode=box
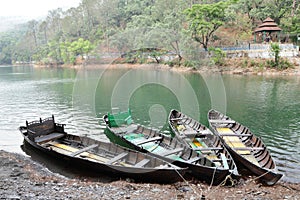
[103,110,233,185]
[168,109,239,177]
[19,115,186,183]
[208,109,283,185]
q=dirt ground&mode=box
[1,150,299,200]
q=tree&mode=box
[110,0,189,63]
[69,38,94,57]
[149,0,189,62]
[237,0,294,25]
[184,1,230,50]
[262,0,293,24]
[27,20,39,47]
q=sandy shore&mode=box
[1,150,299,200]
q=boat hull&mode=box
[19,117,186,184]
[225,144,283,185]
[208,109,283,185]
[103,112,232,185]
[105,127,230,185]
[168,109,239,178]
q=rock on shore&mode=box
[0,150,299,200]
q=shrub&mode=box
[270,43,280,67]
[242,59,248,68]
[208,47,226,66]
[268,43,293,70]
[183,60,195,68]
[266,59,293,70]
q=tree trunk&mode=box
[292,0,296,17]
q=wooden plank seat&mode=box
[46,142,134,167]
[233,147,264,151]
[70,144,99,157]
[217,127,251,154]
[35,133,65,143]
[183,130,197,135]
[135,136,163,145]
[106,152,128,164]
[180,130,212,139]
[161,148,184,156]
[170,117,188,121]
[199,129,213,135]
[134,159,150,167]
[193,147,223,151]
[47,142,131,166]
[210,158,230,162]
[210,119,236,124]
[219,133,252,137]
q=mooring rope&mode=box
[208,166,217,191]
[206,172,237,198]
[173,167,203,199]
[245,170,271,184]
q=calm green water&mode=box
[0,65,299,183]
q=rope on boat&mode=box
[208,167,217,191]
[173,167,203,199]
[245,170,271,184]
[206,172,237,199]
[221,174,238,187]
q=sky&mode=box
[0,0,81,18]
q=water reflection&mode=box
[0,65,299,183]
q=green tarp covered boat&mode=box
[103,109,235,185]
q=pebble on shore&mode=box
[1,150,299,200]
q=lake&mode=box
[0,65,299,183]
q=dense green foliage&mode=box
[0,0,299,65]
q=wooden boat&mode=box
[19,115,186,183]
[103,109,234,185]
[208,109,283,185]
[168,109,239,177]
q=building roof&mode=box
[254,17,282,33]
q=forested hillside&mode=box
[0,0,299,65]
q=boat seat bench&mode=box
[170,117,188,121]
[134,159,150,167]
[47,142,132,167]
[183,130,212,136]
[161,148,184,156]
[210,120,236,124]
[219,133,252,137]
[217,127,252,154]
[135,136,163,145]
[233,147,264,151]
[70,144,99,157]
[106,153,128,164]
[193,147,223,151]
[35,132,65,143]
